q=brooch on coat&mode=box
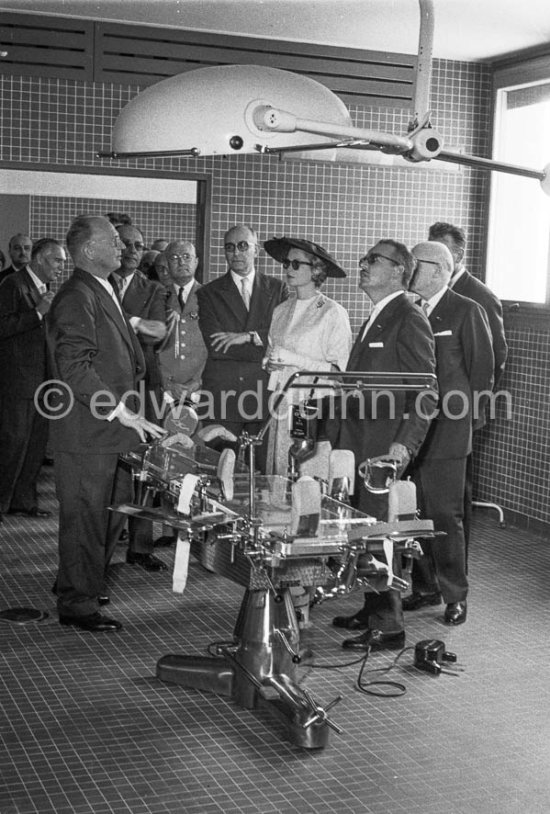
[189,312,199,320]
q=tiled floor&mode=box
[1,468,549,814]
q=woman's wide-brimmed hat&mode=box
[263,236,346,278]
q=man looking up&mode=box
[0,233,33,284]
[197,224,288,470]
[332,239,437,652]
[0,238,65,521]
[47,215,165,632]
[402,240,494,626]
[428,221,507,561]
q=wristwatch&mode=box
[248,331,255,344]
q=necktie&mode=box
[241,277,251,310]
[178,287,186,310]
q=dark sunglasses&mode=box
[282,259,314,270]
[359,252,400,268]
[225,241,255,253]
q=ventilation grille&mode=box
[95,24,416,107]
[0,13,93,80]
[0,12,416,109]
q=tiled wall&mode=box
[0,60,548,527]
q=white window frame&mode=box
[487,53,550,311]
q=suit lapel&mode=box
[20,268,42,308]
[428,288,451,329]
[75,269,137,360]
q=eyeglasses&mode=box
[359,253,401,269]
[121,240,145,251]
[224,241,255,253]
[167,253,196,264]
[282,259,315,270]
[414,258,440,267]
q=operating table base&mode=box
[156,588,340,750]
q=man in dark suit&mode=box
[197,224,288,471]
[0,238,64,521]
[110,223,169,572]
[402,241,494,626]
[428,221,507,559]
[0,233,33,285]
[113,223,167,421]
[47,215,165,632]
[332,239,437,651]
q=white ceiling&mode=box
[2,0,550,62]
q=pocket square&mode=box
[434,330,452,336]
[368,341,384,347]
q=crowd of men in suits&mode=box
[0,215,507,638]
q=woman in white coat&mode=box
[263,237,352,477]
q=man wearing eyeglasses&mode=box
[158,240,207,405]
[332,239,437,652]
[112,224,167,422]
[400,240,494,627]
[112,223,169,573]
[197,224,288,469]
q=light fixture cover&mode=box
[112,64,351,157]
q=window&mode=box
[487,65,550,307]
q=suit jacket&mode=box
[197,271,288,422]
[46,267,146,454]
[115,270,167,393]
[158,280,207,394]
[0,267,47,398]
[451,269,507,386]
[0,265,19,286]
[417,288,494,462]
[337,293,437,463]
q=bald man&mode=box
[0,233,32,284]
[404,241,494,626]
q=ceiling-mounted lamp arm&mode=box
[411,0,435,130]
[435,149,550,193]
[253,105,413,151]
[97,148,201,159]
[256,138,371,155]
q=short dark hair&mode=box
[31,237,61,259]
[377,239,416,287]
[428,221,466,251]
[105,212,132,227]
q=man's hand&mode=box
[134,319,166,339]
[36,291,55,316]
[387,442,411,473]
[210,331,250,353]
[116,404,167,442]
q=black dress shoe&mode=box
[342,628,406,651]
[9,507,52,518]
[153,534,177,548]
[444,601,467,625]
[59,612,122,632]
[402,591,442,611]
[126,551,168,572]
[332,612,370,631]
